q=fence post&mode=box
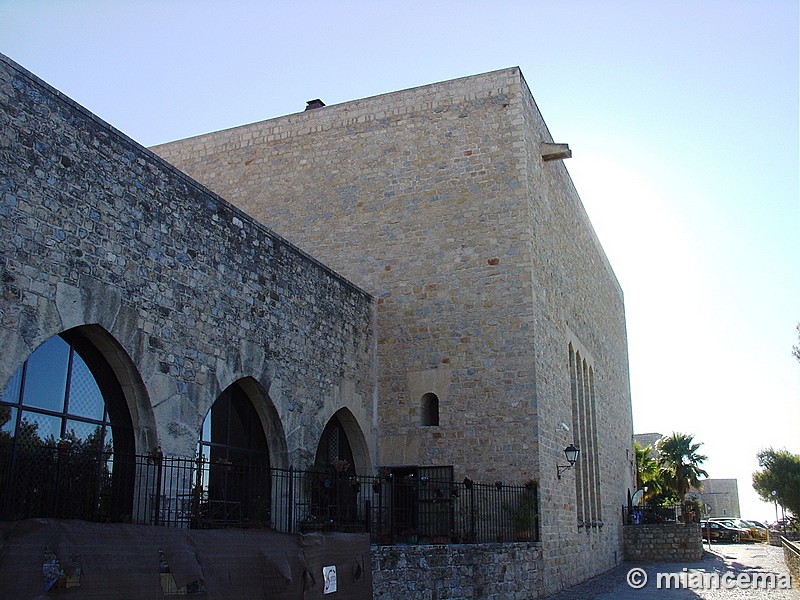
[466,478,476,542]
[365,499,371,534]
[91,449,103,522]
[389,475,394,536]
[377,480,384,539]
[153,450,163,526]
[287,465,294,532]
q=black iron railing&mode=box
[366,475,540,544]
[0,443,539,544]
[623,504,683,525]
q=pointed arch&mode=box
[235,377,289,470]
[0,325,148,522]
[314,407,370,477]
[196,379,281,527]
[63,325,156,454]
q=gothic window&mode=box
[197,382,271,526]
[421,392,440,426]
[307,412,360,527]
[568,343,602,529]
[314,413,355,474]
[0,331,134,521]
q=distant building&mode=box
[690,479,741,518]
[635,433,739,517]
[634,432,663,457]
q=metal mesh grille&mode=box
[66,353,105,421]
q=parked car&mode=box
[739,520,769,542]
[700,520,748,543]
[707,518,767,543]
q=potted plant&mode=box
[330,458,351,474]
[56,438,71,456]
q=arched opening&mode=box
[0,330,135,521]
[196,381,271,527]
[314,412,355,475]
[303,409,368,531]
[421,392,440,426]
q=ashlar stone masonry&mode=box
[154,67,635,595]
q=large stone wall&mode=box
[770,530,800,546]
[372,542,543,599]
[152,67,634,594]
[155,69,541,479]
[692,478,741,518]
[152,67,633,594]
[0,53,376,470]
[516,71,633,594]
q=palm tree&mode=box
[634,441,661,503]
[656,432,708,501]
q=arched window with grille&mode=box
[196,382,271,527]
[306,410,364,530]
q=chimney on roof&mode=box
[305,99,325,111]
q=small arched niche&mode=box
[421,392,440,426]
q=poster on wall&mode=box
[323,565,337,594]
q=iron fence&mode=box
[623,504,684,525]
[0,442,539,544]
[365,475,540,545]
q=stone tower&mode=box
[153,67,635,592]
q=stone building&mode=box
[153,67,635,593]
[635,432,739,519]
[1,51,636,595]
[691,479,741,518]
[634,432,664,454]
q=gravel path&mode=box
[543,543,798,599]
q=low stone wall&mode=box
[769,530,800,546]
[623,524,703,562]
[784,538,800,588]
[372,542,543,599]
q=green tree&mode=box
[656,432,708,501]
[634,441,661,503]
[752,448,800,520]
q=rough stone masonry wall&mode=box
[770,531,800,546]
[371,542,543,599]
[623,525,704,562]
[0,54,376,469]
[784,539,800,588]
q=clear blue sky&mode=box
[2,0,798,521]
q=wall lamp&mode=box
[557,443,580,479]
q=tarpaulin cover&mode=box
[0,519,371,599]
